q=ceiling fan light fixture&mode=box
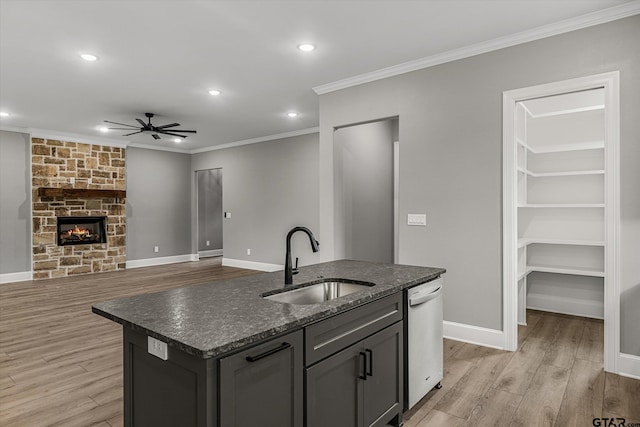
[174,138,182,143]
[79,53,99,61]
[98,126,109,132]
[208,89,222,96]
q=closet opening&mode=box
[196,168,223,259]
[503,72,620,373]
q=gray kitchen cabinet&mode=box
[123,327,216,427]
[219,330,303,427]
[306,322,403,427]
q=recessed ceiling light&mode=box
[287,112,298,118]
[174,138,182,143]
[80,53,99,61]
[208,89,222,96]
[98,126,109,133]
[298,43,315,52]
[0,112,9,117]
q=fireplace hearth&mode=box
[57,216,107,246]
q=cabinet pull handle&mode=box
[245,342,291,362]
[365,349,373,377]
[359,352,367,380]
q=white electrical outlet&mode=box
[224,212,231,218]
[407,214,427,226]
[147,336,168,360]
[247,248,251,256]
[206,240,210,246]
[154,246,159,253]
[70,177,75,184]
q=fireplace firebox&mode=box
[57,216,107,246]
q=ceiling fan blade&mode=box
[152,134,161,140]
[162,129,197,133]
[104,120,138,128]
[157,130,194,138]
[122,131,143,136]
[136,118,148,128]
[155,123,180,129]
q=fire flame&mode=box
[64,225,92,237]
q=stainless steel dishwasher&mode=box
[404,277,443,410]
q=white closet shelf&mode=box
[518,203,605,208]
[517,238,604,248]
[520,264,605,278]
[517,167,604,177]
[516,138,604,154]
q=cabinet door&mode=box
[306,344,364,427]
[219,330,303,427]
[363,322,403,427]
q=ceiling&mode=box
[0,0,637,152]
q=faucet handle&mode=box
[293,257,299,275]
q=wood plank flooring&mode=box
[405,310,640,427]
[1,259,639,426]
[0,257,257,427]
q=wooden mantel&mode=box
[37,187,126,199]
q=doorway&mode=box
[196,168,223,258]
[503,72,620,373]
[333,118,398,263]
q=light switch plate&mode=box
[148,336,168,360]
[407,213,427,226]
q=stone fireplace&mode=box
[31,138,127,279]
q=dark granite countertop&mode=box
[92,260,445,358]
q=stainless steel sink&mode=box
[263,279,374,305]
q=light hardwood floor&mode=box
[404,310,640,427]
[0,257,256,426]
[1,259,639,426]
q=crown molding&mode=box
[189,127,319,154]
[0,125,30,134]
[313,1,640,95]
[1,125,130,148]
[2,125,320,154]
[128,142,191,154]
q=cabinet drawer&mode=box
[305,293,402,365]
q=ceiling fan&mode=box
[104,113,196,140]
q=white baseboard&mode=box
[126,254,199,269]
[222,258,283,272]
[0,270,33,284]
[443,320,505,350]
[527,293,604,320]
[198,249,223,258]
[618,353,640,380]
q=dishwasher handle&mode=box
[409,286,442,306]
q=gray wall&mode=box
[0,130,31,274]
[318,16,640,355]
[196,168,223,251]
[126,147,192,260]
[191,133,319,267]
[334,120,394,263]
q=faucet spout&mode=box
[285,226,319,285]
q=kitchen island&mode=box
[92,259,445,427]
